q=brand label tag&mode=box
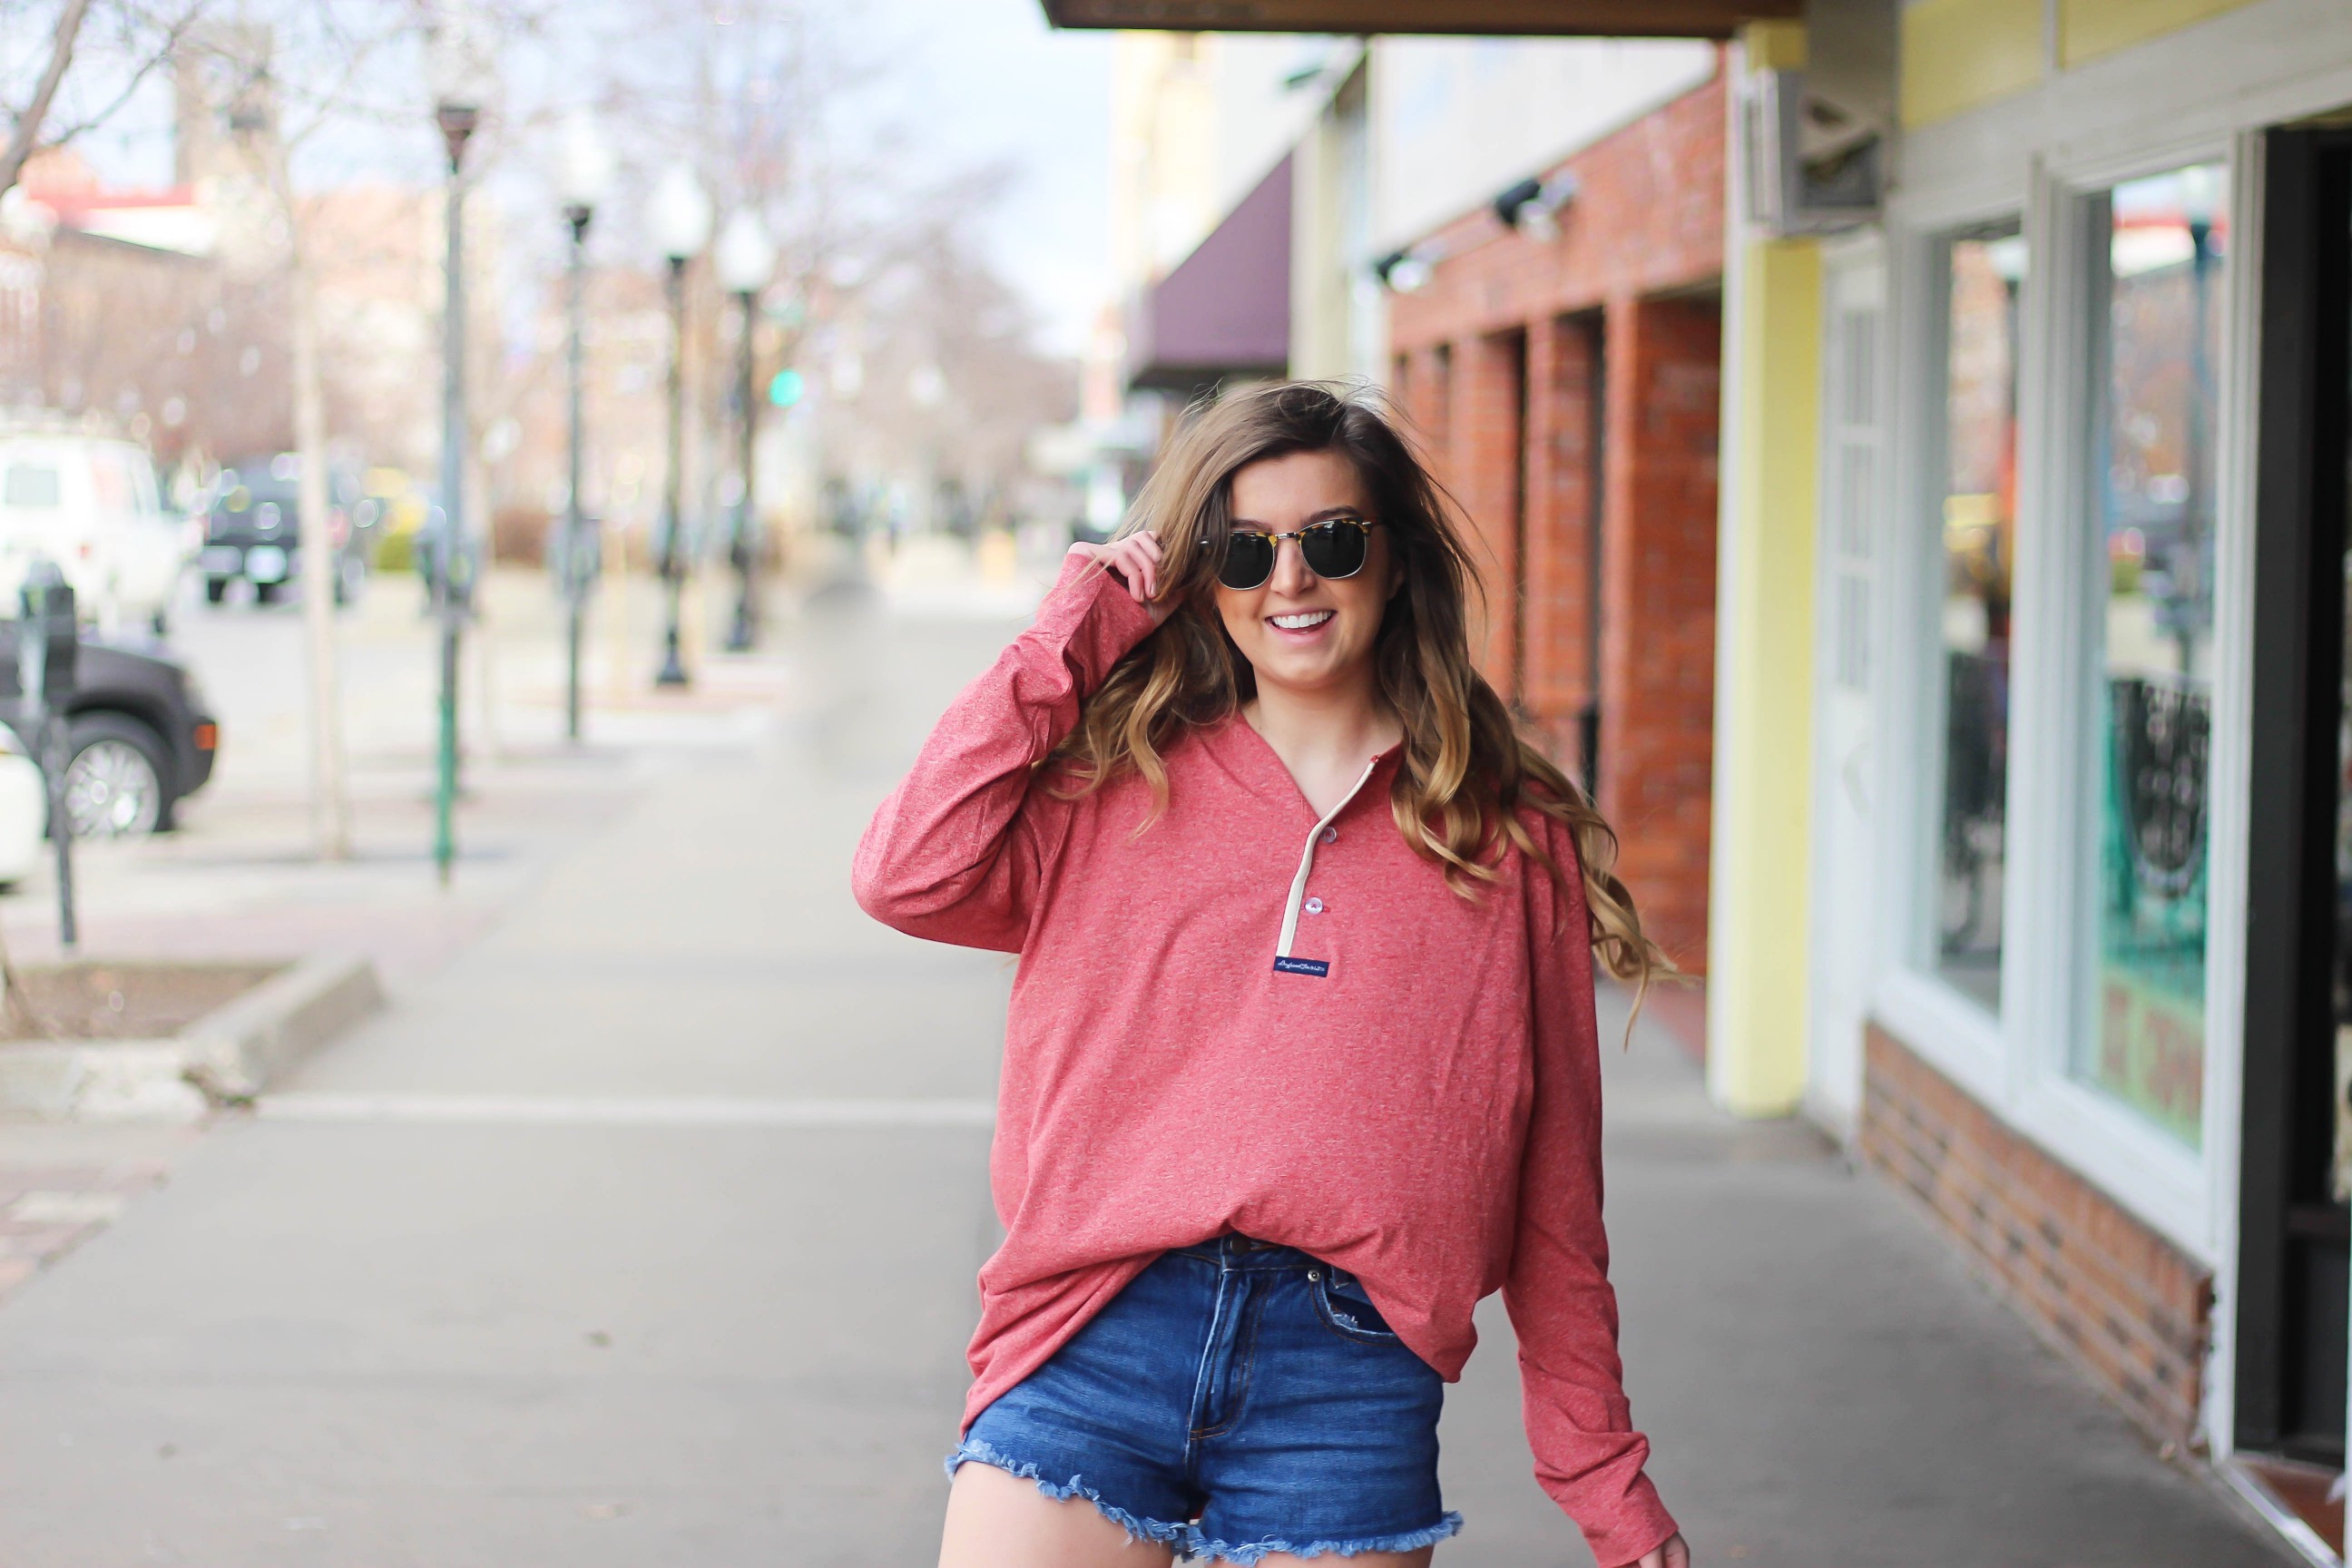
[1272,956,1329,978]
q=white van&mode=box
[0,425,190,635]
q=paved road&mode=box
[0,589,2292,1566]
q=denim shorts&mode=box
[950,1234,1462,1563]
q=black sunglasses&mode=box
[1201,518,1381,591]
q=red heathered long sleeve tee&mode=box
[852,556,1679,1568]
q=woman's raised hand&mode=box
[1069,534,1173,626]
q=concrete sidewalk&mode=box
[0,593,2293,1566]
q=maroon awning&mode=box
[1128,154,1291,398]
[1041,0,1797,38]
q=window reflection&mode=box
[2082,162,2226,1147]
[1935,224,2025,1010]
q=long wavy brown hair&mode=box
[1051,380,1670,1006]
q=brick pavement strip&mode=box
[0,1162,166,1302]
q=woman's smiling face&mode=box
[1215,448,1400,700]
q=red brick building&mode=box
[1388,69,1726,972]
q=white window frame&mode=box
[1869,135,2261,1268]
[1872,184,2035,1117]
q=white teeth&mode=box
[1270,611,1334,630]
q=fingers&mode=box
[1071,534,1168,612]
[1106,534,1161,603]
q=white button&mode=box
[1320,827,1338,845]
[1304,897,1324,915]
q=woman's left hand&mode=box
[1633,1533,1691,1568]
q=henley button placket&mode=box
[1272,757,1381,973]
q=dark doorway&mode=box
[1574,310,1606,799]
[2239,125,2352,1480]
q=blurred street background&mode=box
[0,0,2344,1563]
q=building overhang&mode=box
[1039,0,1798,39]
[1126,154,1292,400]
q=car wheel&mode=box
[64,713,172,839]
[203,578,228,604]
[255,582,283,605]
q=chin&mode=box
[1247,651,1354,695]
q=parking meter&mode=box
[18,562,75,707]
[17,559,76,946]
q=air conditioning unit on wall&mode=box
[1741,65,1885,236]
[1742,0,1896,236]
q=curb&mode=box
[0,954,385,1122]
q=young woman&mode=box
[855,382,1689,1568]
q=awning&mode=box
[1126,154,1291,399]
[1040,0,1798,38]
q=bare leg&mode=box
[1250,1551,1434,1568]
[938,1460,1179,1568]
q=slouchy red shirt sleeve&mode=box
[1504,820,1680,1568]
[852,554,1157,950]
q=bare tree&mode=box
[0,0,97,196]
[485,0,1073,585]
[190,5,427,860]
[0,0,213,198]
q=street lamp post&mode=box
[429,6,492,885]
[646,162,711,689]
[2177,162,2222,679]
[713,209,775,652]
[557,112,612,740]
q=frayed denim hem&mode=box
[945,1437,1195,1550]
[1182,1510,1464,1564]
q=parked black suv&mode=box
[194,456,369,605]
[0,630,218,837]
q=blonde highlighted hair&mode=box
[1049,381,1671,1010]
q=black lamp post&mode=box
[556,111,612,739]
[646,162,711,689]
[713,208,775,652]
[2176,162,2222,679]
[428,5,492,885]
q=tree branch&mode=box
[34,3,207,151]
[0,0,99,198]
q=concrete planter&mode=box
[0,954,383,1122]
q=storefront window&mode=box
[1934,224,2025,1011]
[2079,163,2227,1147]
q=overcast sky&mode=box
[860,0,1114,356]
[50,0,1115,359]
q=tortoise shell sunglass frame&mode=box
[1198,518,1384,592]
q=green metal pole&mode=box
[434,110,474,885]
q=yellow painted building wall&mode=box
[2058,0,2262,67]
[1899,0,2043,128]
[1900,0,2266,128]
[1707,233,1821,1119]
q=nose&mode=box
[1268,533,1317,595]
